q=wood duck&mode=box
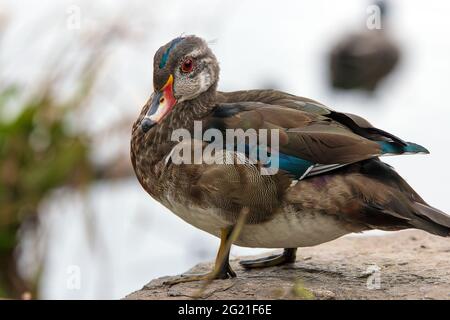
[131,35,450,283]
[329,0,400,91]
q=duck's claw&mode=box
[239,248,297,269]
[163,273,211,286]
[163,263,236,286]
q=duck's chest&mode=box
[162,196,230,236]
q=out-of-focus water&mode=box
[3,0,450,298]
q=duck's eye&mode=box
[181,58,194,73]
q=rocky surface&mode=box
[125,230,450,300]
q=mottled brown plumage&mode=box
[131,36,449,280]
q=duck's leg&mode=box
[239,248,297,269]
[163,227,236,285]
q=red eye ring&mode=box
[181,58,194,73]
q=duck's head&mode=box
[141,36,219,132]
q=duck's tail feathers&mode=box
[410,202,450,237]
[378,141,430,156]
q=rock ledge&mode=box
[125,230,450,300]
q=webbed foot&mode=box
[239,248,297,269]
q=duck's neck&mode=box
[131,85,218,197]
[133,85,217,164]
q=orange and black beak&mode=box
[141,75,177,133]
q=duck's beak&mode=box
[141,75,176,133]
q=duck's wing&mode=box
[217,89,406,145]
[205,100,428,179]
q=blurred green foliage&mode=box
[0,16,131,297]
[292,279,315,300]
[0,82,94,297]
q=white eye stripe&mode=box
[202,57,213,64]
[186,48,205,58]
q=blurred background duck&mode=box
[131,35,450,283]
[328,0,400,92]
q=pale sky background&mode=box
[1,0,449,298]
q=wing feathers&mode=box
[210,91,429,179]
